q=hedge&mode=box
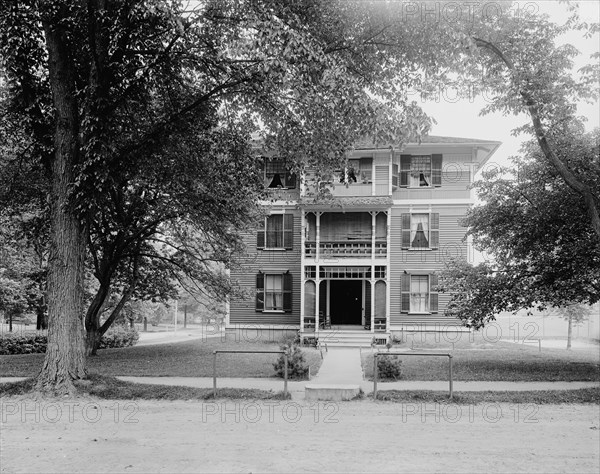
[0,326,139,355]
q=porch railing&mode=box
[304,240,387,258]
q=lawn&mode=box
[0,332,323,379]
[0,374,289,400]
[362,334,600,382]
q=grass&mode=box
[371,387,600,404]
[363,334,600,382]
[0,332,323,379]
[0,374,289,400]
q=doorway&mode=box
[328,280,363,325]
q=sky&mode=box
[420,0,600,171]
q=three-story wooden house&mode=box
[227,135,501,344]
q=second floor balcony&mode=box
[304,211,388,260]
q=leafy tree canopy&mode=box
[439,127,600,329]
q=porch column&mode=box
[315,213,321,330]
[300,212,306,332]
[371,212,376,259]
[370,276,375,333]
[316,212,321,262]
[386,210,391,332]
[371,212,376,333]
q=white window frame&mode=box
[409,213,431,250]
[409,155,432,188]
[409,274,430,314]
[264,212,285,250]
[263,273,284,312]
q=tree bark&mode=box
[35,17,87,395]
[566,314,573,351]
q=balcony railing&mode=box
[305,240,387,258]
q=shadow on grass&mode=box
[0,373,290,400]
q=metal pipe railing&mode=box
[373,352,454,400]
[213,350,288,398]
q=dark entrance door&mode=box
[329,280,362,325]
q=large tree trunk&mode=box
[35,18,87,395]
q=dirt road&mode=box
[1,399,598,473]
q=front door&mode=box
[329,280,362,325]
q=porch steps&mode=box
[304,348,363,401]
[303,329,389,347]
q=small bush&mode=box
[0,326,139,355]
[97,326,139,349]
[376,355,402,381]
[273,342,309,379]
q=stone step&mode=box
[304,384,362,401]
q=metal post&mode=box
[284,353,289,397]
[373,353,378,400]
[448,355,453,399]
[213,351,217,398]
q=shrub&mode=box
[0,326,139,355]
[97,326,140,349]
[0,333,47,355]
[376,355,402,381]
[273,342,309,379]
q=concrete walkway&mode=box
[310,348,364,384]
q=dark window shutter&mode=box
[364,281,371,321]
[283,272,292,312]
[400,155,411,187]
[430,213,439,249]
[255,273,264,312]
[432,154,442,187]
[283,214,294,249]
[430,273,438,313]
[401,213,411,249]
[257,218,265,249]
[401,274,410,313]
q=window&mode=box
[305,266,316,279]
[401,213,439,249]
[347,158,373,183]
[335,157,373,184]
[399,154,442,187]
[257,214,294,249]
[256,272,292,312]
[264,158,296,189]
[401,273,438,313]
[411,155,431,187]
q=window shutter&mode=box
[283,214,294,249]
[283,272,292,312]
[401,213,411,249]
[401,274,410,313]
[430,213,439,249]
[432,154,443,187]
[400,155,411,187]
[286,172,296,189]
[257,218,265,249]
[255,273,264,312]
[429,273,438,313]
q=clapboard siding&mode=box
[389,206,468,326]
[229,210,301,326]
[393,153,472,200]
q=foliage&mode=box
[0,327,138,355]
[273,342,309,379]
[0,333,47,355]
[96,326,140,349]
[439,129,600,329]
[376,355,403,381]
